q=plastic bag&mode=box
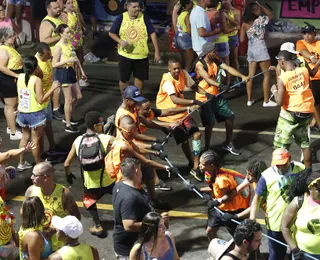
[84,52,101,63]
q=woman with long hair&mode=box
[129,212,179,260]
[240,1,276,107]
[0,27,23,140]
[19,196,52,259]
[16,56,59,171]
[52,23,87,134]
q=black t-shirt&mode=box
[112,181,152,256]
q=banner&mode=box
[281,0,320,19]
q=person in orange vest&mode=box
[271,50,314,171]
[194,150,248,241]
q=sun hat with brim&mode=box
[123,85,146,103]
[271,150,290,166]
[208,238,235,260]
[51,215,83,239]
[199,42,216,58]
[280,42,299,55]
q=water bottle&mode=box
[71,48,76,57]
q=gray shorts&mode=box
[247,39,270,63]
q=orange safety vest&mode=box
[300,40,320,80]
[195,60,220,102]
[279,67,314,113]
[115,107,139,136]
[156,71,188,122]
[139,110,155,134]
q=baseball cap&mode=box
[301,22,316,34]
[123,85,145,103]
[208,238,234,260]
[271,149,290,166]
[275,50,293,61]
[280,42,299,54]
[199,42,215,58]
[51,215,83,239]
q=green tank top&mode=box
[58,243,94,260]
[177,10,189,33]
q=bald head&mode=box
[34,162,55,177]
[119,115,135,129]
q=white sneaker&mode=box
[0,102,4,109]
[247,100,255,106]
[263,100,278,107]
[6,127,10,134]
[10,130,22,140]
[17,161,33,172]
[79,79,90,87]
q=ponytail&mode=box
[22,56,38,86]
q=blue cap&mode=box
[123,85,145,102]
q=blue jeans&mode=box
[174,32,192,50]
[267,229,287,260]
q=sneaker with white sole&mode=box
[155,179,172,191]
[6,127,10,134]
[62,118,79,125]
[190,168,204,182]
[79,79,90,87]
[17,161,33,172]
[10,130,22,140]
[222,142,241,156]
[263,100,278,107]
[65,125,80,133]
[247,100,255,106]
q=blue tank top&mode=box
[142,231,175,260]
[21,231,52,259]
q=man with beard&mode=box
[250,148,305,260]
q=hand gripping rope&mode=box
[161,69,272,145]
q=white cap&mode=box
[51,215,83,239]
[208,238,235,260]
[280,42,299,54]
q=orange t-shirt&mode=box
[212,168,248,211]
[115,107,139,136]
[296,40,320,80]
[279,67,314,113]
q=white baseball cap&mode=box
[51,215,83,239]
[280,42,299,54]
[208,238,235,260]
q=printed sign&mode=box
[281,0,320,19]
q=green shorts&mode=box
[273,109,312,149]
[200,97,234,127]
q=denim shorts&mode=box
[215,42,230,58]
[247,39,270,62]
[228,34,239,48]
[55,67,77,87]
[16,110,46,129]
[7,0,24,4]
[174,32,192,50]
[43,101,53,121]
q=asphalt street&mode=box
[3,61,320,260]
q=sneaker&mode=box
[150,198,170,210]
[43,146,69,157]
[6,127,10,134]
[190,168,204,182]
[79,79,90,87]
[155,179,172,191]
[89,225,104,237]
[17,161,33,172]
[222,142,241,156]
[10,130,22,140]
[52,109,64,121]
[63,118,79,126]
[0,102,4,109]
[263,100,278,107]
[65,125,80,133]
[247,100,255,106]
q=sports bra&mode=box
[21,231,52,259]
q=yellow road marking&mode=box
[8,195,265,224]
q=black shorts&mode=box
[200,97,234,127]
[118,55,149,82]
[78,0,95,16]
[207,208,245,236]
[0,69,22,98]
[55,67,77,86]
[311,80,320,105]
[30,0,46,20]
[172,116,199,145]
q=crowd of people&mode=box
[0,0,319,259]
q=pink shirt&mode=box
[0,18,13,29]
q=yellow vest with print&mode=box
[17,74,44,113]
[29,184,67,251]
[18,226,42,260]
[74,134,115,189]
[56,42,74,68]
[262,162,305,231]
[36,54,52,108]
[295,193,320,254]
[177,10,189,33]
[58,243,94,260]
[0,45,22,70]
[226,10,238,37]
[118,12,149,59]
[301,40,320,80]
[42,16,63,53]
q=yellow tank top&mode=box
[177,10,189,33]
[17,74,44,113]
[29,184,67,251]
[295,194,320,254]
[226,10,238,37]
[56,41,74,68]
[35,54,52,108]
[42,16,63,53]
[58,243,94,260]
[18,227,41,260]
[0,45,22,70]
[118,12,149,59]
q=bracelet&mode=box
[187,106,190,113]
